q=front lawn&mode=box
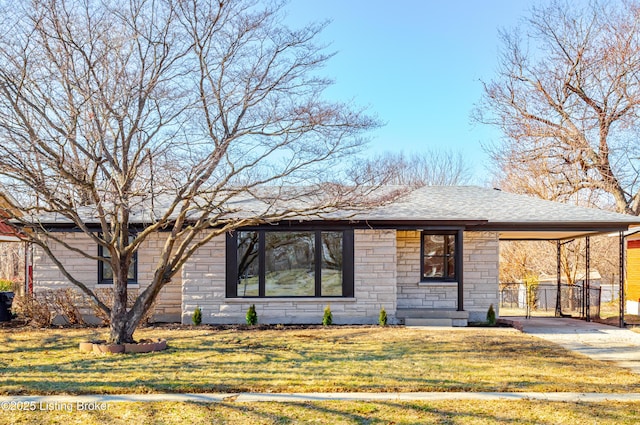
[1,326,640,395]
[4,400,640,425]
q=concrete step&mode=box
[396,309,469,320]
[405,318,453,327]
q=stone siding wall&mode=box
[396,230,499,321]
[33,228,499,325]
[32,232,182,322]
[462,232,500,321]
[397,230,456,309]
[181,229,397,325]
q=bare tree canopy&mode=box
[0,0,386,343]
[357,150,474,188]
[474,0,640,213]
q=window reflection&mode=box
[422,233,456,280]
[265,232,315,296]
[235,230,345,297]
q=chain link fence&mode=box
[499,282,609,319]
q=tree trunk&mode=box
[109,314,133,344]
[108,264,135,344]
[109,309,146,344]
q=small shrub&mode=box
[12,293,52,327]
[246,304,258,325]
[50,288,85,325]
[11,289,86,326]
[322,305,333,326]
[379,307,388,326]
[486,304,496,326]
[192,306,202,325]
[0,279,14,292]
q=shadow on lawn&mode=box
[6,400,640,424]
[217,401,379,425]
[379,400,639,425]
[149,400,640,425]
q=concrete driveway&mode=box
[505,316,640,374]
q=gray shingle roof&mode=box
[358,186,640,225]
[26,186,640,237]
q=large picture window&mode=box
[227,229,353,298]
[421,232,457,281]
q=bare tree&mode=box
[494,164,622,302]
[0,0,390,343]
[500,237,619,286]
[358,150,474,188]
[0,243,23,283]
[474,0,640,214]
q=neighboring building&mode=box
[626,232,640,315]
[0,221,20,243]
[28,186,640,326]
[537,270,603,286]
[0,193,21,242]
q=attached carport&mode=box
[433,187,640,328]
[358,186,640,326]
[493,223,630,327]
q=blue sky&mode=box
[285,1,545,184]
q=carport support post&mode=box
[585,236,590,322]
[620,231,625,328]
[555,240,562,317]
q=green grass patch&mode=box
[1,326,640,395]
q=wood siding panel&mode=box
[627,246,640,301]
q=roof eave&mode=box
[474,221,638,232]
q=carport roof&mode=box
[348,186,640,240]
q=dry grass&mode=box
[2,326,640,396]
[4,326,640,423]
[3,400,640,424]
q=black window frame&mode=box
[98,240,138,285]
[226,229,354,298]
[420,231,459,282]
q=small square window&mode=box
[421,232,457,281]
[98,237,138,285]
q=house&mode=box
[29,186,640,326]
